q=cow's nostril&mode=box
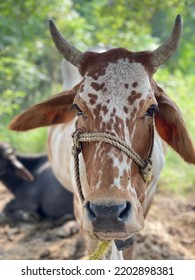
[86,201,96,220]
[119,202,131,220]
[86,201,131,224]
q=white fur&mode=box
[80,60,152,123]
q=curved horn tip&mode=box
[49,19,55,26]
[47,18,83,68]
[172,15,182,34]
[174,15,182,28]
[151,15,183,69]
[175,15,182,23]
[49,19,56,31]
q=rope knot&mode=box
[141,159,153,183]
[72,129,82,155]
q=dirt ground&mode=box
[0,182,194,260]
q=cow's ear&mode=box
[9,84,80,131]
[154,84,195,164]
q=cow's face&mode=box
[73,49,157,240]
[9,15,195,241]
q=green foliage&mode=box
[0,0,194,192]
[0,0,89,152]
[73,0,156,49]
[1,126,47,153]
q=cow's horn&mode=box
[49,20,83,67]
[151,15,182,68]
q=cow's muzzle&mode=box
[86,201,131,239]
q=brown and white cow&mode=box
[9,15,195,259]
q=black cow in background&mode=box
[0,142,74,222]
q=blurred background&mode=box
[0,0,195,194]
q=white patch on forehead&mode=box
[79,59,152,114]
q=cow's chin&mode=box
[85,224,144,241]
[93,231,131,241]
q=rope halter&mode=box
[72,129,153,202]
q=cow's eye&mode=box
[75,104,83,116]
[145,104,157,117]
[71,104,85,117]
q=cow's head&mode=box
[9,16,195,241]
[0,142,34,181]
